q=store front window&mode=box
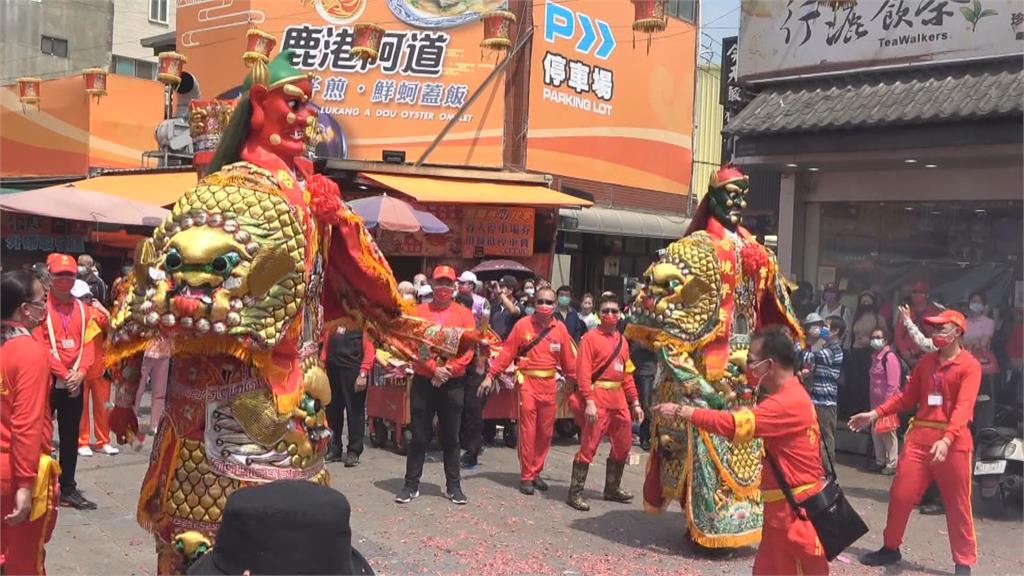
[817,199,1022,320]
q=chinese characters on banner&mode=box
[527,1,696,196]
[1,214,87,253]
[739,0,1022,79]
[719,36,749,161]
[462,207,535,258]
[176,1,506,166]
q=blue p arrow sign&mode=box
[543,2,616,60]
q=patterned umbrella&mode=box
[470,259,534,280]
[346,194,448,234]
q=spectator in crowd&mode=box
[456,291,489,469]
[867,325,902,475]
[844,291,888,416]
[629,336,657,451]
[795,313,823,390]
[323,327,374,467]
[816,282,852,347]
[522,279,536,300]
[396,266,475,506]
[76,254,107,305]
[138,335,171,436]
[1,270,60,575]
[810,315,845,473]
[553,285,587,342]
[186,480,373,575]
[416,283,433,305]
[397,281,415,302]
[412,273,428,291]
[457,271,490,329]
[578,293,598,331]
[895,281,944,365]
[109,262,133,306]
[31,262,51,291]
[963,291,997,376]
[73,280,118,457]
[852,310,980,576]
[35,253,97,510]
[488,276,523,341]
[792,281,817,321]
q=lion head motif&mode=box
[111,166,306,350]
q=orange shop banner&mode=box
[462,206,535,258]
[526,1,696,195]
[177,0,507,167]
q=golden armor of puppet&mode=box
[627,165,804,550]
[107,47,477,575]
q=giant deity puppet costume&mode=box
[627,165,803,549]
[107,48,477,574]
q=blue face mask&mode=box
[819,326,831,340]
[525,306,536,315]
[558,295,571,307]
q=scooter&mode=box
[973,402,1024,514]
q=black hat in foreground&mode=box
[188,480,374,575]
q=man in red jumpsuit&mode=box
[34,254,98,511]
[480,287,577,495]
[851,309,980,576]
[2,270,60,575]
[75,282,118,457]
[661,326,829,575]
[567,295,644,511]
[396,266,477,506]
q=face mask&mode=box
[911,294,927,307]
[535,303,554,317]
[744,358,771,390]
[77,266,88,275]
[860,301,874,309]
[432,286,453,305]
[524,288,535,297]
[557,295,571,307]
[421,297,433,304]
[819,326,831,340]
[870,338,885,350]
[823,293,838,304]
[600,311,619,328]
[51,276,75,293]
[525,306,536,315]
[122,266,132,275]
[969,303,984,314]
[932,332,956,349]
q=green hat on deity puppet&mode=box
[207,49,314,175]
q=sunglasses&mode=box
[535,298,555,305]
[600,308,621,316]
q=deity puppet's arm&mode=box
[109,353,144,448]
[660,347,727,410]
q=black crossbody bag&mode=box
[765,439,868,561]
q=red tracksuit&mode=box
[574,328,638,465]
[692,376,829,576]
[79,306,111,449]
[488,316,577,481]
[874,349,981,567]
[1,323,59,575]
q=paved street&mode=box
[51,417,1023,576]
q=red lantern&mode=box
[17,77,41,111]
[480,10,516,51]
[83,68,108,102]
[189,99,238,177]
[243,28,277,67]
[351,23,385,60]
[158,52,188,86]
[632,0,668,53]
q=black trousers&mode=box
[51,387,83,493]
[404,375,465,491]
[325,364,366,455]
[635,373,655,443]
[460,370,487,459]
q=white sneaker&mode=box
[78,446,94,457]
[98,444,119,455]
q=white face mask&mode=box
[969,302,984,314]
[524,288,535,297]
[869,338,885,350]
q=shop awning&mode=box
[65,171,199,208]
[0,183,169,226]
[726,58,1023,137]
[560,207,690,239]
[359,172,592,207]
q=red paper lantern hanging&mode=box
[631,0,668,54]
[83,68,108,103]
[157,52,188,87]
[17,77,41,111]
[351,23,385,60]
[480,10,516,52]
[243,27,277,67]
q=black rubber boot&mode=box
[566,460,590,511]
[603,458,633,502]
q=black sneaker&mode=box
[865,462,884,473]
[394,487,419,504]
[446,485,468,505]
[325,448,344,463]
[519,481,535,495]
[954,564,971,575]
[532,477,549,492]
[460,452,478,469]
[640,439,652,452]
[60,489,98,510]
[343,452,360,468]
[860,547,901,566]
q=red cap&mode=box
[47,253,76,275]
[924,309,966,332]
[431,265,457,282]
[912,281,930,294]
